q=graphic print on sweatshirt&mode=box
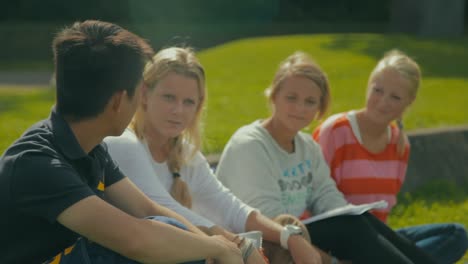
[278,159,313,216]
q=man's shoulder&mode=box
[4,119,51,154]
[0,119,65,181]
[0,122,75,209]
[2,120,57,160]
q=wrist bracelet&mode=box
[240,239,255,262]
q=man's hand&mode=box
[288,235,322,264]
[207,225,266,264]
[211,235,244,264]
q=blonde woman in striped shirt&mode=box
[313,50,468,264]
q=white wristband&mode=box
[280,227,290,249]
[280,225,302,250]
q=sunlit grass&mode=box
[0,86,54,153]
[2,34,467,154]
[197,33,468,153]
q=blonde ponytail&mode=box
[396,119,408,157]
[170,173,192,208]
[167,136,192,208]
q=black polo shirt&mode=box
[0,109,125,263]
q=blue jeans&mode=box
[397,223,468,264]
[49,216,205,264]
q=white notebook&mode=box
[301,200,388,225]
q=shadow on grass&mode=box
[322,34,468,79]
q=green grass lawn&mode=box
[198,33,468,153]
[390,180,468,227]
[1,33,468,262]
[1,34,467,153]
[0,86,54,152]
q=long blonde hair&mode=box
[370,50,421,155]
[266,51,331,119]
[130,47,206,207]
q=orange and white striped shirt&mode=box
[313,111,409,222]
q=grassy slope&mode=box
[2,34,467,153]
[198,33,468,153]
[0,86,53,152]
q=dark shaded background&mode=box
[0,0,466,66]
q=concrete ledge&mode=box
[402,125,468,192]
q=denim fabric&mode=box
[51,216,205,264]
[397,223,468,264]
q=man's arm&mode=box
[104,177,265,264]
[57,195,242,263]
[104,177,206,235]
[204,225,267,264]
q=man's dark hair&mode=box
[53,20,154,121]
